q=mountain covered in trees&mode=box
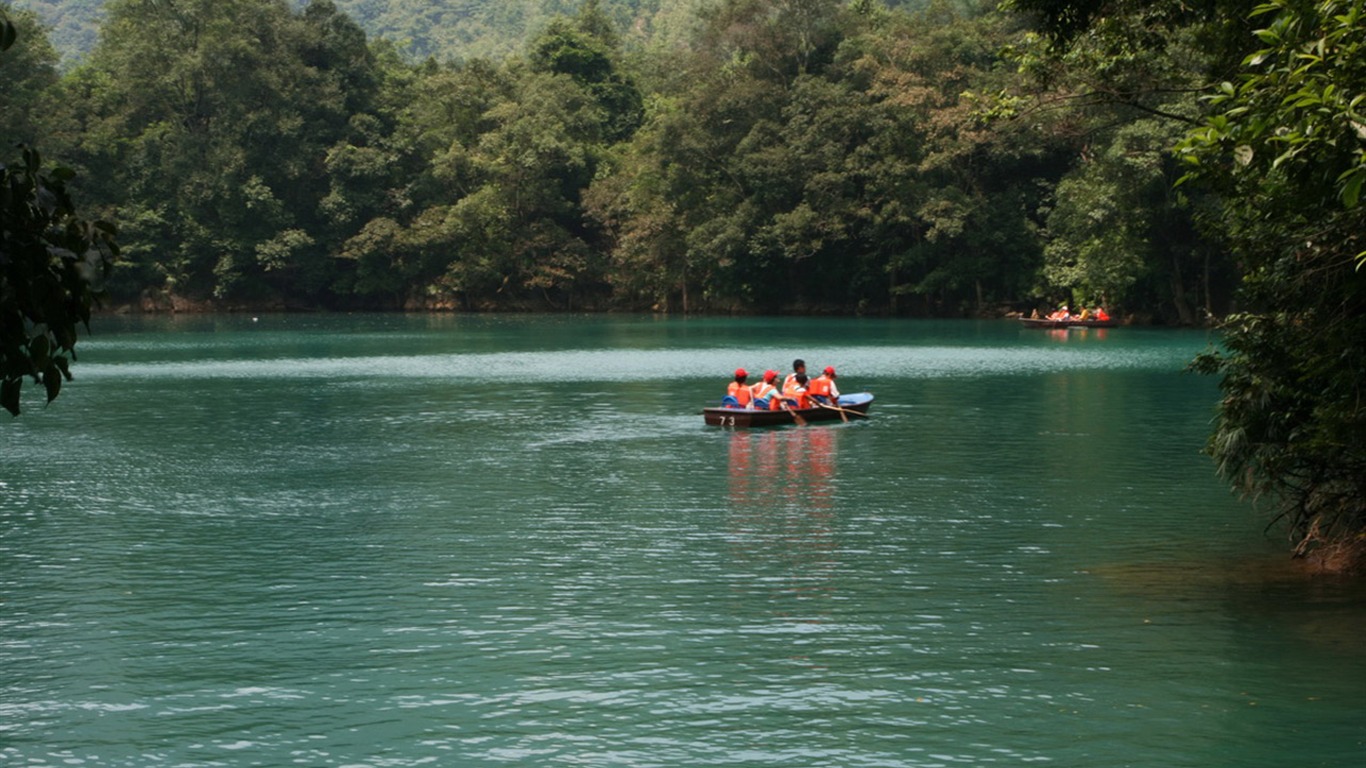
[13,0,969,64]
[0,0,1236,319]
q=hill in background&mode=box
[13,0,708,64]
[13,0,945,66]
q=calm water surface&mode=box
[2,315,1363,767]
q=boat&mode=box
[703,393,874,427]
[1018,316,1118,329]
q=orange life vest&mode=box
[750,381,778,403]
[727,380,752,406]
[807,375,833,401]
[782,380,810,410]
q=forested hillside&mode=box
[14,0,967,63]
[3,0,1234,318]
[8,0,101,62]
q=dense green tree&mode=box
[1043,117,1227,321]
[588,0,1070,314]
[62,0,385,306]
[416,68,609,309]
[338,4,629,310]
[1,14,115,417]
[1003,0,1238,321]
[0,0,1252,322]
[1180,0,1366,569]
[0,5,60,146]
[7,0,105,66]
[528,0,643,141]
[868,2,1071,315]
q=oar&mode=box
[807,393,848,422]
[816,401,864,420]
[782,402,807,427]
[828,399,848,423]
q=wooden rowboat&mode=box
[1018,317,1118,329]
[703,393,874,427]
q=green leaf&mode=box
[29,335,50,369]
[1,378,19,417]
[43,364,61,404]
[1339,169,1364,208]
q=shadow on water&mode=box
[1084,553,1366,657]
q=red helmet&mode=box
[735,368,748,379]
[764,370,777,382]
[824,366,836,376]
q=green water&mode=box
[2,314,1363,767]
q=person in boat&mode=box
[1047,305,1070,321]
[724,368,753,409]
[1094,307,1111,322]
[749,369,781,410]
[782,359,806,393]
[1076,307,1092,320]
[807,366,840,405]
[782,372,811,410]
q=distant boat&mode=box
[1019,317,1118,329]
[702,393,874,427]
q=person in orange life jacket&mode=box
[807,366,840,405]
[725,368,753,408]
[782,359,806,393]
[749,370,781,410]
[782,372,811,410]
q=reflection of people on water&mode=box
[725,429,840,610]
[732,426,835,511]
[802,427,837,512]
[726,429,839,512]
[727,429,753,505]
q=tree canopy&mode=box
[1178,0,1366,570]
[1,9,115,416]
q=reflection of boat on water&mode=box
[1019,317,1118,329]
[727,428,838,585]
[703,393,874,427]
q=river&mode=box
[2,314,1363,767]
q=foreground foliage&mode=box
[1181,0,1366,569]
[1,13,114,416]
